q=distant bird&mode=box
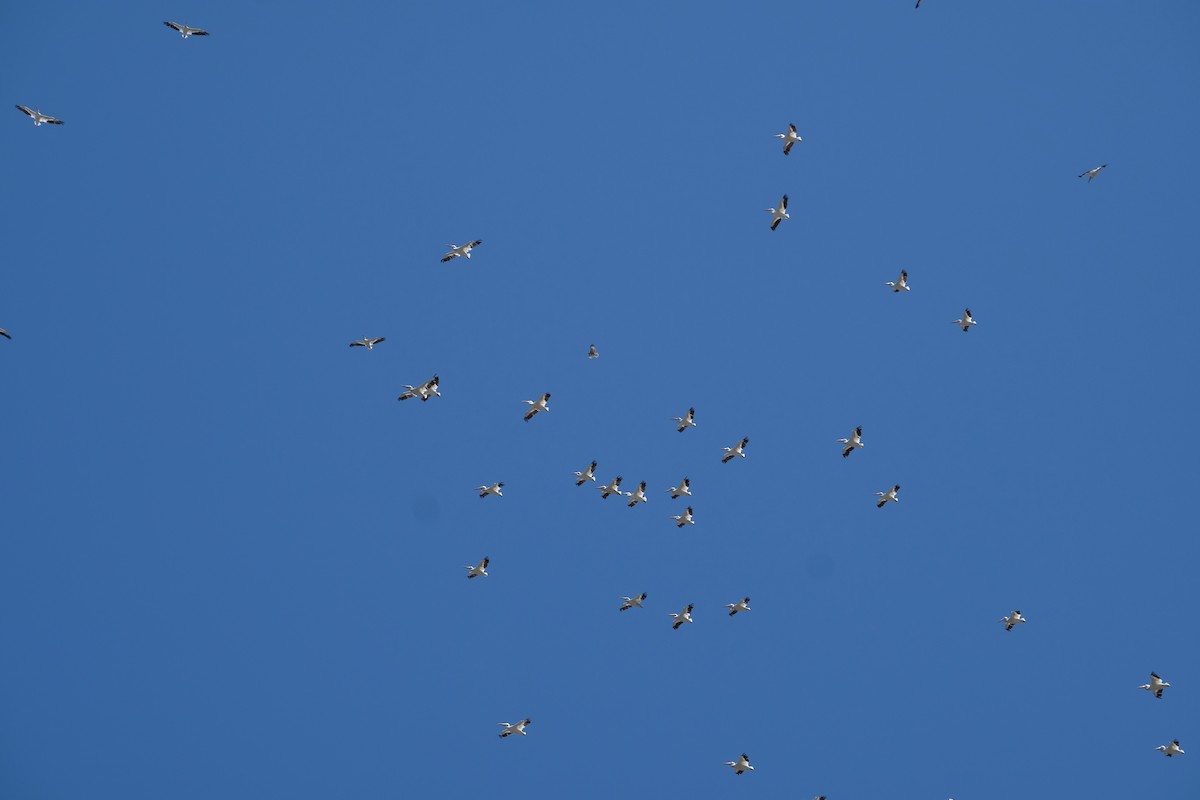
[666,477,692,499]
[726,597,751,616]
[598,475,624,499]
[1079,164,1108,182]
[1000,610,1025,631]
[587,343,599,359]
[673,407,697,433]
[476,482,504,499]
[1140,673,1170,699]
[875,484,900,508]
[0,328,10,340]
[349,336,385,350]
[775,123,803,155]
[766,195,790,230]
[465,556,489,579]
[722,437,750,463]
[724,753,754,775]
[669,603,694,630]
[163,21,208,37]
[522,393,550,422]
[15,106,63,126]
[915,0,922,7]
[671,506,695,527]
[398,374,440,402]
[953,308,976,332]
[441,240,482,262]
[574,461,598,486]
[498,719,531,738]
[1156,739,1184,757]
[620,593,647,611]
[837,426,864,458]
[626,481,649,507]
[885,269,910,292]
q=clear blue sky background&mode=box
[2,1,1197,798]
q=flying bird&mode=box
[953,308,976,332]
[837,426,864,458]
[349,336,385,350]
[666,477,691,499]
[724,753,754,775]
[885,269,910,292]
[398,374,440,401]
[574,461,598,486]
[673,407,697,432]
[669,603,694,630]
[441,240,482,262]
[722,437,750,463]
[671,506,695,527]
[875,484,900,508]
[587,343,599,359]
[598,476,624,499]
[522,393,550,422]
[476,482,504,499]
[626,481,649,507]
[726,597,751,616]
[775,123,802,155]
[465,556,490,579]
[766,195,789,230]
[1000,610,1025,631]
[620,593,647,611]
[163,21,208,37]
[1156,740,1184,757]
[15,106,63,126]
[498,719,531,738]
[1140,673,1170,699]
[1079,164,1108,182]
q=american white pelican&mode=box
[620,593,647,611]
[476,482,504,499]
[885,269,910,292]
[724,753,754,775]
[722,437,749,463]
[587,343,599,359]
[726,597,751,616]
[669,603,694,629]
[775,123,802,155]
[465,556,489,579]
[598,475,624,499]
[666,477,691,499]
[1156,739,1184,757]
[875,484,900,508]
[523,393,550,422]
[441,240,482,262]
[498,719,531,738]
[1079,164,1108,182]
[671,506,695,527]
[574,460,598,486]
[673,407,696,433]
[15,106,63,126]
[837,426,864,458]
[349,336,385,350]
[954,308,976,332]
[1140,673,1170,699]
[766,195,789,230]
[626,481,648,507]
[0,328,10,340]
[1000,610,1025,631]
[397,374,440,402]
[163,21,208,37]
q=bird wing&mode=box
[44,116,63,124]
[164,21,183,31]
[783,140,794,155]
[781,195,788,210]
[440,253,456,262]
[16,105,34,117]
[789,123,797,135]
[350,341,365,347]
[190,28,209,35]
[0,329,10,339]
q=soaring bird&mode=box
[587,343,599,359]
[722,437,749,463]
[875,484,900,508]
[954,308,976,332]
[398,374,440,402]
[775,123,802,155]
[1155,740,1184,757]
[669,603,694,630]
[15,106,63,126]
[498,719,531,738]
[598,476,624,499]
[1000,610,1025,631]
[465,556,489,579]
[726,597,751,616]
[666,477,691,499]
[673,407,697,433]
[671,507,695,527]
[522,393,550,422]
[766,195,789,230]
[724,753,754,775]
[885,269,910,292]
[441,241,482,262]
[626,482,649,508]
[1140,673,1170,698]
[574,461,598,486]
[349,336,385,350]
[0,328,10,340]
[1079,164,1108,182]
[620,593,647,611]
[476,482,504,499]
[837,426,864,458]
[163,21,208,37]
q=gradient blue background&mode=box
[2,1,1197,798]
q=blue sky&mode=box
[2,1,1197,797]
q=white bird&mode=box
[673,407,697,433]
[726,597,751,616]
[885,269,910,292]
[0,328,10,340]
[620,593,647,611]
[587,343,599,359]
[476,482,504,499]
[498,719,531,738]
[766,195,789,230]
[626,481,649,507]
[837,426,864,458]
[724,753,754,775]
[722,437,749,463]
[875,484,900,508]
[441,240,482,263]
[671,506,695,527]
[15,105,63,126]
[574,460,598,486]
[1000,610,1025,631]
[1079,164,1108,182]
[349,336,385,350]
[523,392,550,422]
[775,123,803,155]
[954,308,976,332]
[669,603,694,630]
[598,475,624,499]
[666,477,691,499]
[1140,673,1170,699]
[465,556,489,579]
[397,374,440,402]
[163,21,209,37]
[1156,739,1184,757]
